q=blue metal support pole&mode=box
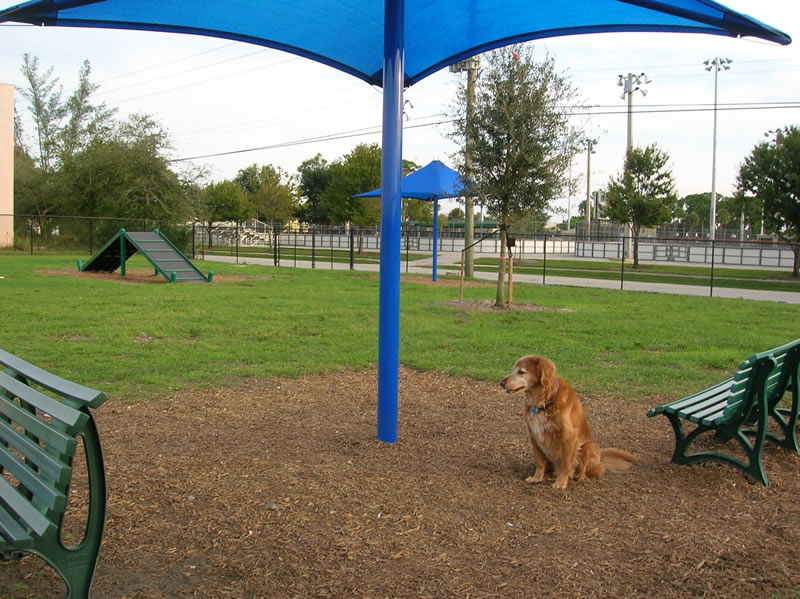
[432,199,439,282]
[377,0,404,443]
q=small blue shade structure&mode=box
[354,160,472,282]
[1,0,788,444]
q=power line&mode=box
[94,47,272,96]
[169,118,450,163]
[169,99,800,164]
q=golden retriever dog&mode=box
[500,355,636,489]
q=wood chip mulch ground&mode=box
[2,369,800,599]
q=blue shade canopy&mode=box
[0,0,790,87]
[354,161,470,202]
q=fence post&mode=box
[274,224,279,267]
[710,239,715,297]
[620,236,625,291]
[542,233,547,285]
[235,222,240,265]
[405,225,409,273]
[312,227,316,269]
[350,227,355,270]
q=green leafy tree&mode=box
[296,154,331,224]
[194,180,249,248]
[450,44,583,306]
[235,163,298,238]
[605,144,677,268]
[59,60,116,160]
[448,207,465,220]
[404,199,433,224]
[19,53,66,173]
[58,114,185,230]
[320,143,383,228]
[737,125,800,277]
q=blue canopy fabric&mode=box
[353,160,469,201]
[0,0,789,443]
[0,1,790,87]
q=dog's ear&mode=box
[537,357,558,400]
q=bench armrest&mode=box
[0,348,107,409]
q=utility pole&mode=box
[618,73,650,256]
[450,56,479,277]
[704,57,731,241]
[617,73,651,152]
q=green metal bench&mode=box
[0,349,108,598]
[647,339,800,486]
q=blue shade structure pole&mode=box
[377,0,404,443]
[432,199,439,282]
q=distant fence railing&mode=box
[4,215,798,300]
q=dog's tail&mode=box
[599,448,637,473]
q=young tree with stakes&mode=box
[450,44,583,307]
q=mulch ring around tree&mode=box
[2,369,800,598]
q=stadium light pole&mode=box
[704,57,732,241]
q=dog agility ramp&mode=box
[78,229,212,283]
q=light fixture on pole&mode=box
[704,57,732,241]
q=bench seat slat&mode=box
[0,393,78,456]
[0,445,67,512]
[675,394,729,418]
[0,372,87,431]
[0,477,55,538]
[0,422,73,487]
[651,378,732,415]
[0,349,107,409]
[0,505,34,549]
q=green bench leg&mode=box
[663,412,769,486]
[35,410,107,599]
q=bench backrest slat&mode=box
[0,371,88,431]
[0,444,67,512]
[722,354,779,420]
[0,390,79,456]
[0,349,107,409]
[0,420,73,486]
[0,476,56,538]
[0,505,34,547]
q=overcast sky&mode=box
[1,0,798,221]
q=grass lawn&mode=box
[1,253,798,403]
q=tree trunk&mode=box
[632,223,640,269]
[205,222,214,249]
[495,218,508,307]
[793,243,799,278]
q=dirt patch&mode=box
[36,268,252,284]
[2,369,800,598]
[400,275,495,288]
[437,299,574,313]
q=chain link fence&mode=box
[3,214,798,302]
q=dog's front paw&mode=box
[552,477,569,489]
[525,475,544,484]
